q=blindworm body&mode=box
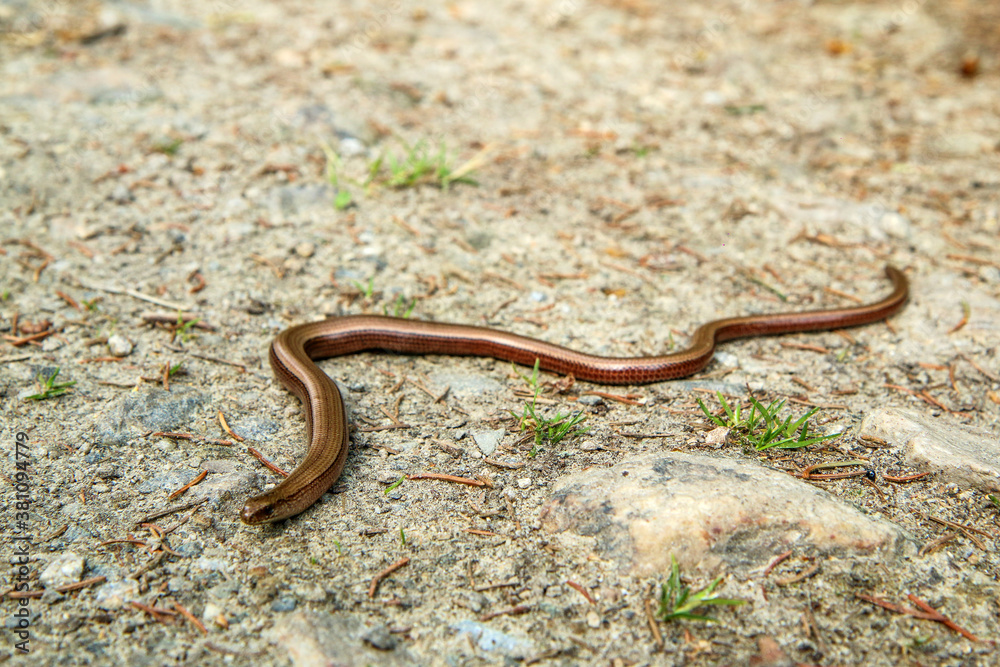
[240,265,908,524]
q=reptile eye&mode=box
[866,469,877,481]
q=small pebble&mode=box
[362,625,397,651]
[294,241,315,258]
[516,478,532,489]
[705,426,729,446]
[378,471,404,485]
[107,334,133,357]
[96,580,138,610]
[40,551,85,589]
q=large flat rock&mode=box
[860,407,1000,492]
[540,451,911,576]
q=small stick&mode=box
[945,253,1000,270]
[919,532,958,556]
[247,447,288,477]
[791,377,816,392]
[218,411,245,442]
[959,354,999,382]
[55,291,81,311]
[858,434,888,447]
[434,440,463,458]
[583,390,644,405]
[68,240,96,258]
[565,580,595,604]
[800,460,867,479]
[761,550,793,577]
[369,557,410,598]
[925,516,995,539]
[466,528,501,537]
[883,471,932,483]
[483,457,525,469]
[250,254,284,278]
[918,390,955,413]
[3,330,53,346]
[55,576,106,594]
[906,594,983,643]
[78,281,193,311]
[863,477,886,502]
[171,599,208,634]
[41,524,69,542]
[854,593,935,618]
[150,431,196,441]
[883,384,956,413]
[645,598,664,651]
[800,470,867,481]
[188,271,206,294]
[479,603,532,622]
[408,377,449,403]
[131,601,177,623]
[189,353,246,371]
[137,497,208,524]
[472,580,519,592]
[780,342,830,354]
[167,470,207,500]
[824,286,862,303]
[407,473,485,487]
[487,296,518,321]
[141,312,216,330]
[774,562,820,586]
[98,539,149,548]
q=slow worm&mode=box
[241,265,908,524]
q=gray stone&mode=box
[271,184,333,215]
[136,470,200,494]
[94,580,138,610]
[39,551,85,589]
[97,388,206,446]
[361,625,397,651]
[450,620,534,659]
[471,428,504,456]
[540,451,910,576]
[428,371,503,400]
[186,470,260,504]
[107,334,133,357]
[273,610,417,666]
[859,407,1000,493]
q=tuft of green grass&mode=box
[724,104,767,116]
[385,476,405,494]
[25,367,76,401]
[322,138,478,210]
[382,140,477,190]
[400,527,406,546]
[152,138,183,155]
[657,555,745,623]
[334,189,353,210]
[384,294,416,318]
[175,314,200,342]
[512,359,588,457]
[697,391,841,451]
[352,276,375,299]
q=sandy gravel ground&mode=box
[2,0,999,665]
